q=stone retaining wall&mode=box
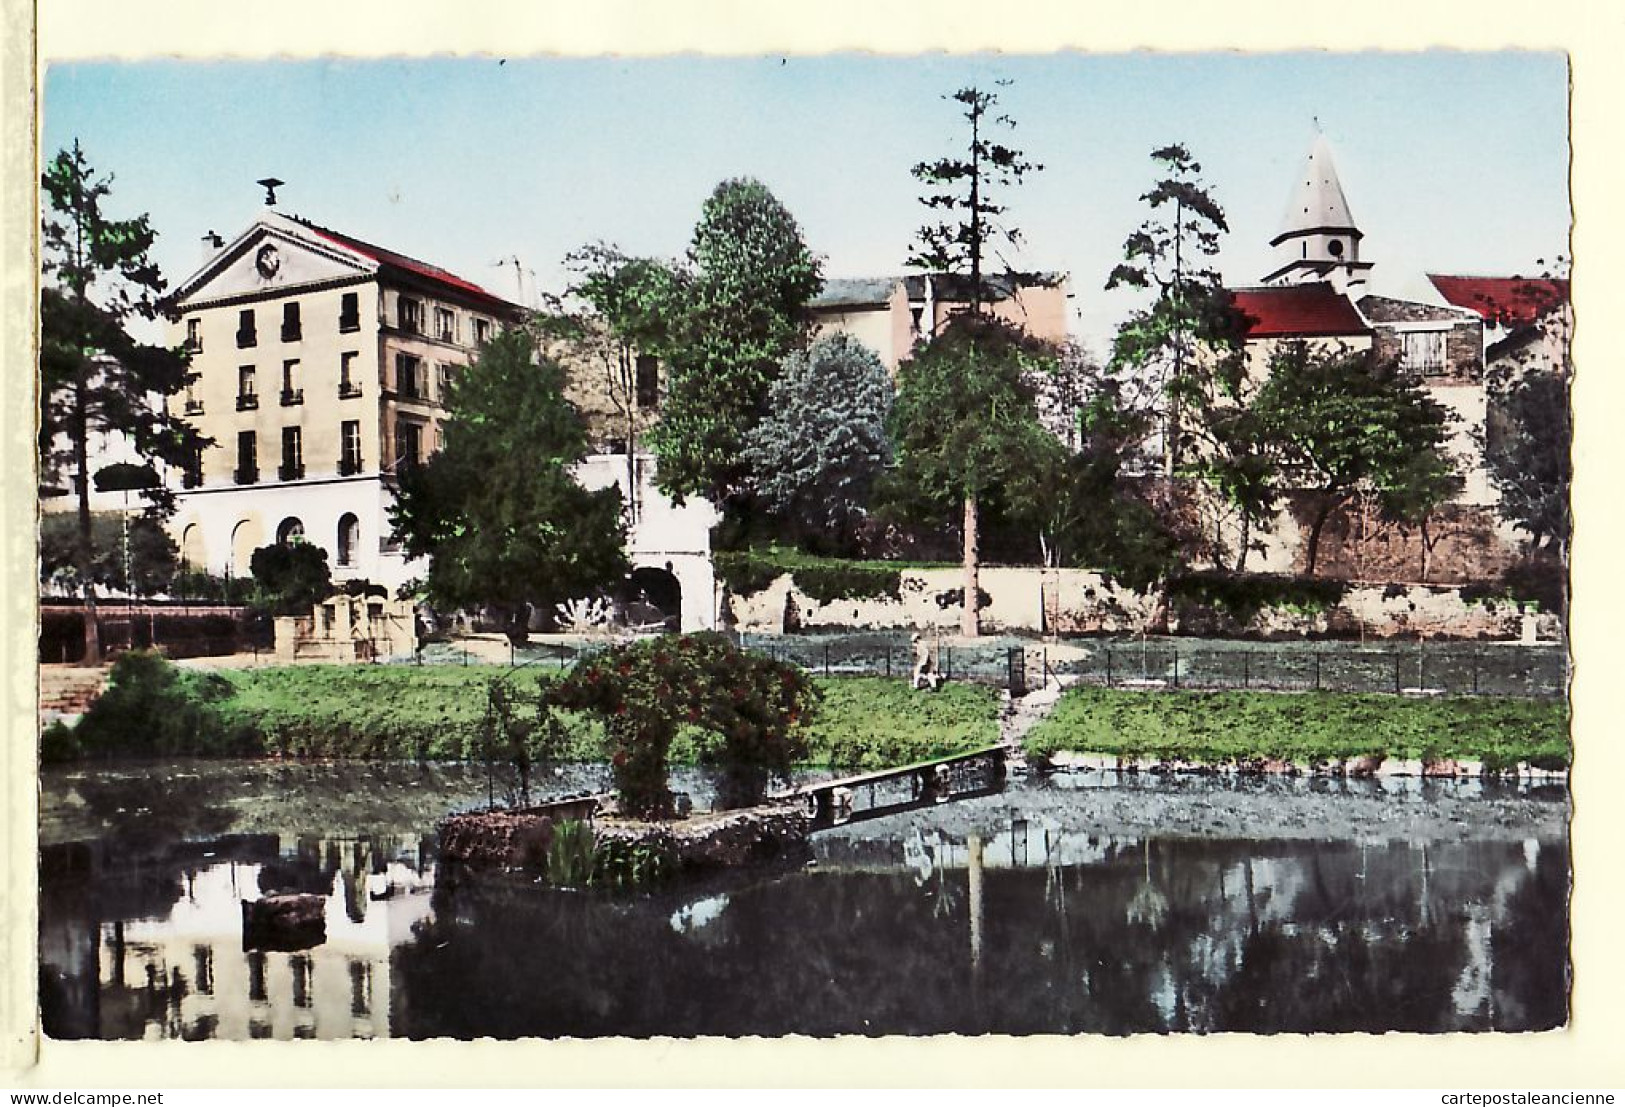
[727,568,1561,642]
[438,803,811,873]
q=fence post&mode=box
[823,642,830,678]
[1172,649,1179,688]
[1472,652,1479,695]
[1393,652,1401,695]
[885,646,891,679]
[945,645,953,682]
[1243,652,1250,689]
[1314,652,1321,691]
[1106,649,1113,687]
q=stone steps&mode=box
[39,666,109,714]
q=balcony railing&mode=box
[339,456,364,476]
[183,336,203,354]
[236,394,258,411]
[236,329,256,349]
[182,470,203,489]
[281,324,302,343]
[280,388,304,407]
[233,466,258,485]
[339,312,360,333]
[339,381,364,399]
[184,399,205,416]
[277,463,305,482]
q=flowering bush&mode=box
[548,632,819,816]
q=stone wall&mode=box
[725,566,1559,642]
[438,803,811,873]
[1283,497,1523,584]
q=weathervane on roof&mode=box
[256,178,285,207]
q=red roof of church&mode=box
[1229,283,1370,339]
[1427,275,1569,328]
[297,218,515,312]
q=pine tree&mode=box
[899,83,1046,636]
[40,142,208,664]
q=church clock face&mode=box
[254,243,281,280]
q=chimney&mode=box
[201,230,224,264]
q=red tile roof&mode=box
[296,218,515,312]
[1427,275,1569,328]
[1229,283,1370,339]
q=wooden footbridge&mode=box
[774,743,1009,830]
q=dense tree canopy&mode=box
[41,142,208,662]
[648,178,823,505]
[900,84,1049,635]
[1104,144,1248,463]
[744,333,893,555]
[389,329,629,637]
[887,314,1065,632]
[39,510,179,597]
[1252,343,1461,575]
[1485,371,1571,556]
[540,243,683,519]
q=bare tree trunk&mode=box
[1419,516,1433,584]
[961,492,981,638]
[74,376,101,666]
[1234,510,1251,574]
[1304,498,1334,578]
[619,348,639,524]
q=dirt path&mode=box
[999,675,1075,756]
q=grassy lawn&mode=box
[55,659,1000,770]
[213,663,575,760]
[1024,686,1570,770]
[799,677,1002,768]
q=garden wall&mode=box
[725,568,1560,642]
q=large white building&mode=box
[164,202,720,629]
[164,203,522,593]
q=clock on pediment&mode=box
[254,243,282,281]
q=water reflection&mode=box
[40,832,434,1041]
[41,821,1567,1039]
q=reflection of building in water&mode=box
[84,835,433,1041]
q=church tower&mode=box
[1263,132,1373,294]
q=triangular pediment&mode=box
[172,218,377,308]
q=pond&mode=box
[38,761,1569,1039]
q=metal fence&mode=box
[740,631,1568,700]
[397,631,1568,700]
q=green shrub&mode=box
[712,551,785,598]
[40,719,80,764]
[1167,572,1348,624]
[594,835,677,888]
[546,819,597,887]
[790,563,902,604]
[71,650,253,758]
[549,632,818,815]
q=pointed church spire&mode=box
[1263,131,1373,293]
[1273,133,1357,244]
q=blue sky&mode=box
[43,51,1569,353]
